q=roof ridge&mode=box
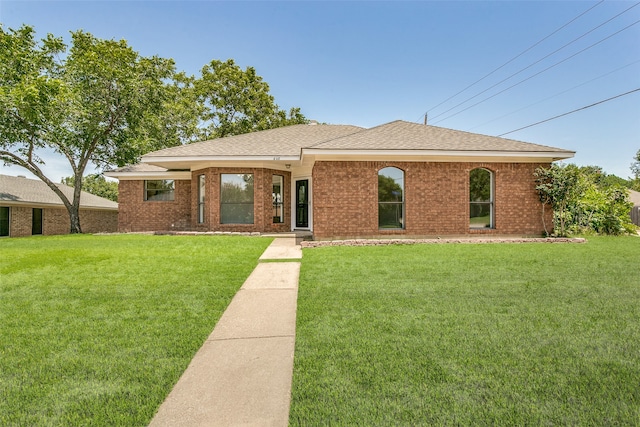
[304,126,367,148]
[399,120,570,152]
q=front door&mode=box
[32,208,43,235]
[295,179,309,228]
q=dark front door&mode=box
[295,179,309,228]
[32,208,43,235]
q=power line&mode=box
[432,18,640,125]
[421,0,605,119]
[466,59,640,132]
[429,2,640,123]
[497,88,640,137]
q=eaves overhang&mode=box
[103,170,193,180]
[0,199,118,210]
[139,155,301,170]
[301,148,576,163]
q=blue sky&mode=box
[1,0,639,181]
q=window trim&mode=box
[197,175,205,224]
[469,167,494,229]
[272,175,284,224]
[220,173,255,225]
[144,179,175,202]
[378,166,405,230]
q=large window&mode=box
[197,175,205,223]
[145,180,175,201]
[0,207,9,236]
[470,168,494,228]
[272,175,284,223]
[378,167,404,229]
[220,174,254,224]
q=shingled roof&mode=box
[143,123,363,158]
[0,174,118,210]
[106,120,574,175]
[309,120,572,152]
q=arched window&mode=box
[378,167,404,229]
[469,168,494,228]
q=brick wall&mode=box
[118,180,192,232]
[118,168,291,233]
[5,205,117,237]
[8,206,31,237]
[312,161,552,239]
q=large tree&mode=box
[61,174,118,202]
[0,25,177,233]
[195,59,306,139]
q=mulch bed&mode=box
[301,237,587,248]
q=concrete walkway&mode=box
[149,237,302,427]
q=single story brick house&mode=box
[0,174,118,237]
[106,120,574,239]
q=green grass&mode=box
[290,236,640,426]
[0,234,271,426]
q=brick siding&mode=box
[118,168,291,233]
[312,161,552,239]
[115,162,552,238]
[4,205,117,237]
[117,180,192,232]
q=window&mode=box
[32,208,43,235]
[145,180,175,201]
[378,167,404,229]
[197,175,205,223]
[272,175,284,223]
[470,168,494,228]
[0,207,9,237]
[220,174,254,224]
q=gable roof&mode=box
[308,120,571,153]
[629,189,640,206]
[108,120,574,175]
[143,123,364,159]
[0,174,118,210]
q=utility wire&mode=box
[429,2,640,123]
[432,19,640,125]
[466,59,640,132]
[421,0,605,120]
[497,88,640,137]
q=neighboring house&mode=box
[106,120,575,239]
[629,190,640,227]
[0,174,118,237]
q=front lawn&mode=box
[290,236,640,425]
[0,234,271,426]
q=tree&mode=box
[631,149,640,191]
[534,164,581,236]
[0,25,176,233]
[61,174,118,202]
[194,59,307,139]
[535,163,635,236]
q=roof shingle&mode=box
[0,174,118,209]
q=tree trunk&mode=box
[69,172,84,234]
[68,204,82,234]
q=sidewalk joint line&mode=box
[209,334,295,342]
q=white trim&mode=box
[0,200,117,210]
[104,171,192,180]
[302,149,575,163]
[142,155,300,162]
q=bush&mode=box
[535,164,636,236]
